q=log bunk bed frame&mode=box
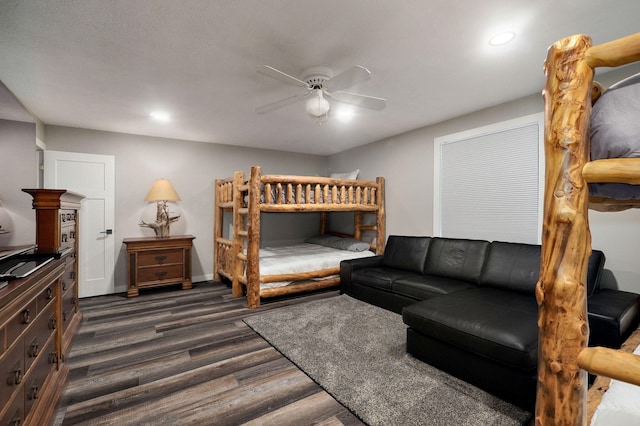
[214,165,385,309]
[538,32,640,425]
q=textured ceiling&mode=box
[1,1,639,155]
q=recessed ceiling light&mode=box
[489,31,516,46]
[150,111,171,122]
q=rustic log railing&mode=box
[538,32,640,425]
[214,165,385,308]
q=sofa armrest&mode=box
[340,255,384,294]
[588,289,640,348]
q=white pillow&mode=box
[330,169,359,180]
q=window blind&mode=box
[434,114,543,244]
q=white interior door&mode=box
[44,151,115,298]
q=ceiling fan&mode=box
[254,65,386,120]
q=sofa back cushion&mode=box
[382,235,431,274]
[423,238,489,283]
[479,241,606,295]
[586,249,606,296]
[479,242,541,294]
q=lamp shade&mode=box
[144,178,181,202]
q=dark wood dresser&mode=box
[123,235,195,297]
[0,189,84,425]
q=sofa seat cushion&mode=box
[351,267,416,291]
[402,287,539,371]
[392,275,475,301]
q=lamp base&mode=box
[139,201,180,238]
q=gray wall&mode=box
[44,126,328,292]
[329,64,640,293]
[0,119,37,247]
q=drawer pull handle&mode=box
[22,309,30,324]
[155,255,168,262]
[8,367,22,385]
[28,385,39,400]
[9,413,21,426]
[49,318,57,330]
[49,352,59,365]
[70,271,76,279]
[72,297,77,305]
[155,271,168,278]
[62,281,67,291]
[63,311,67,321]
[46,287,53,299]
[29,343,39,358]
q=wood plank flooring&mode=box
[53,281,365,425]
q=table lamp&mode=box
[139,178,181,238]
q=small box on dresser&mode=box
[123,235,195,297]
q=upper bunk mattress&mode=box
[590,72,640,200]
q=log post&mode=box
[376,177,386,254]
[231,172,245,297]
[536,34,594,426]
[214,178,223,281]
[246,166,262,308]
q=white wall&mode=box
[330,63,640,294]
[44,126,328,292]
[0,119,37,247]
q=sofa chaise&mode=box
[339,235,640,409]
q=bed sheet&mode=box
[258,243,375,289]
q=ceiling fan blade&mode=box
[257,65,309,88]
[329,91,387,110]
[254,92,309,114]
[323,65,371,92]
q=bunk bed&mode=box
[538,32,640,425]
[214,165,385,308]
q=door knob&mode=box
[100,229,113,235]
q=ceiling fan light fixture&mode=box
[305,89,330,117]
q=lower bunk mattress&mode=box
[258,242,375,289]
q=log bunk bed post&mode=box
[214,165,385,309]
[537,32,640,425]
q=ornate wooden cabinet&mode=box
[0,188,85,424]
[123,235,195,297]
[22,189,84,363]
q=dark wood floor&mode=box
[53,281,365,425]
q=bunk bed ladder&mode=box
[227,171,246,299]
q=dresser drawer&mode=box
[138,264,184,284]
[36,282,56,314]
[0,385,24,426]
[24,304,56,372]
[6,299,37,344]
[61,282,78,331]
[0,342,24,412]
[138,249,183,266]
[24,340,56,417]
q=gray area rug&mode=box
[244,295,532,426]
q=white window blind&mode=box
[434,113,543,244]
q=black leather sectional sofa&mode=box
[340,235,640,409]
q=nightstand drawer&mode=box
[138,264,184,284]
[138,249,182,266]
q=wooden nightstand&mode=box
[123,235,195,297]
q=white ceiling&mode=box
[1,1,639,155]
